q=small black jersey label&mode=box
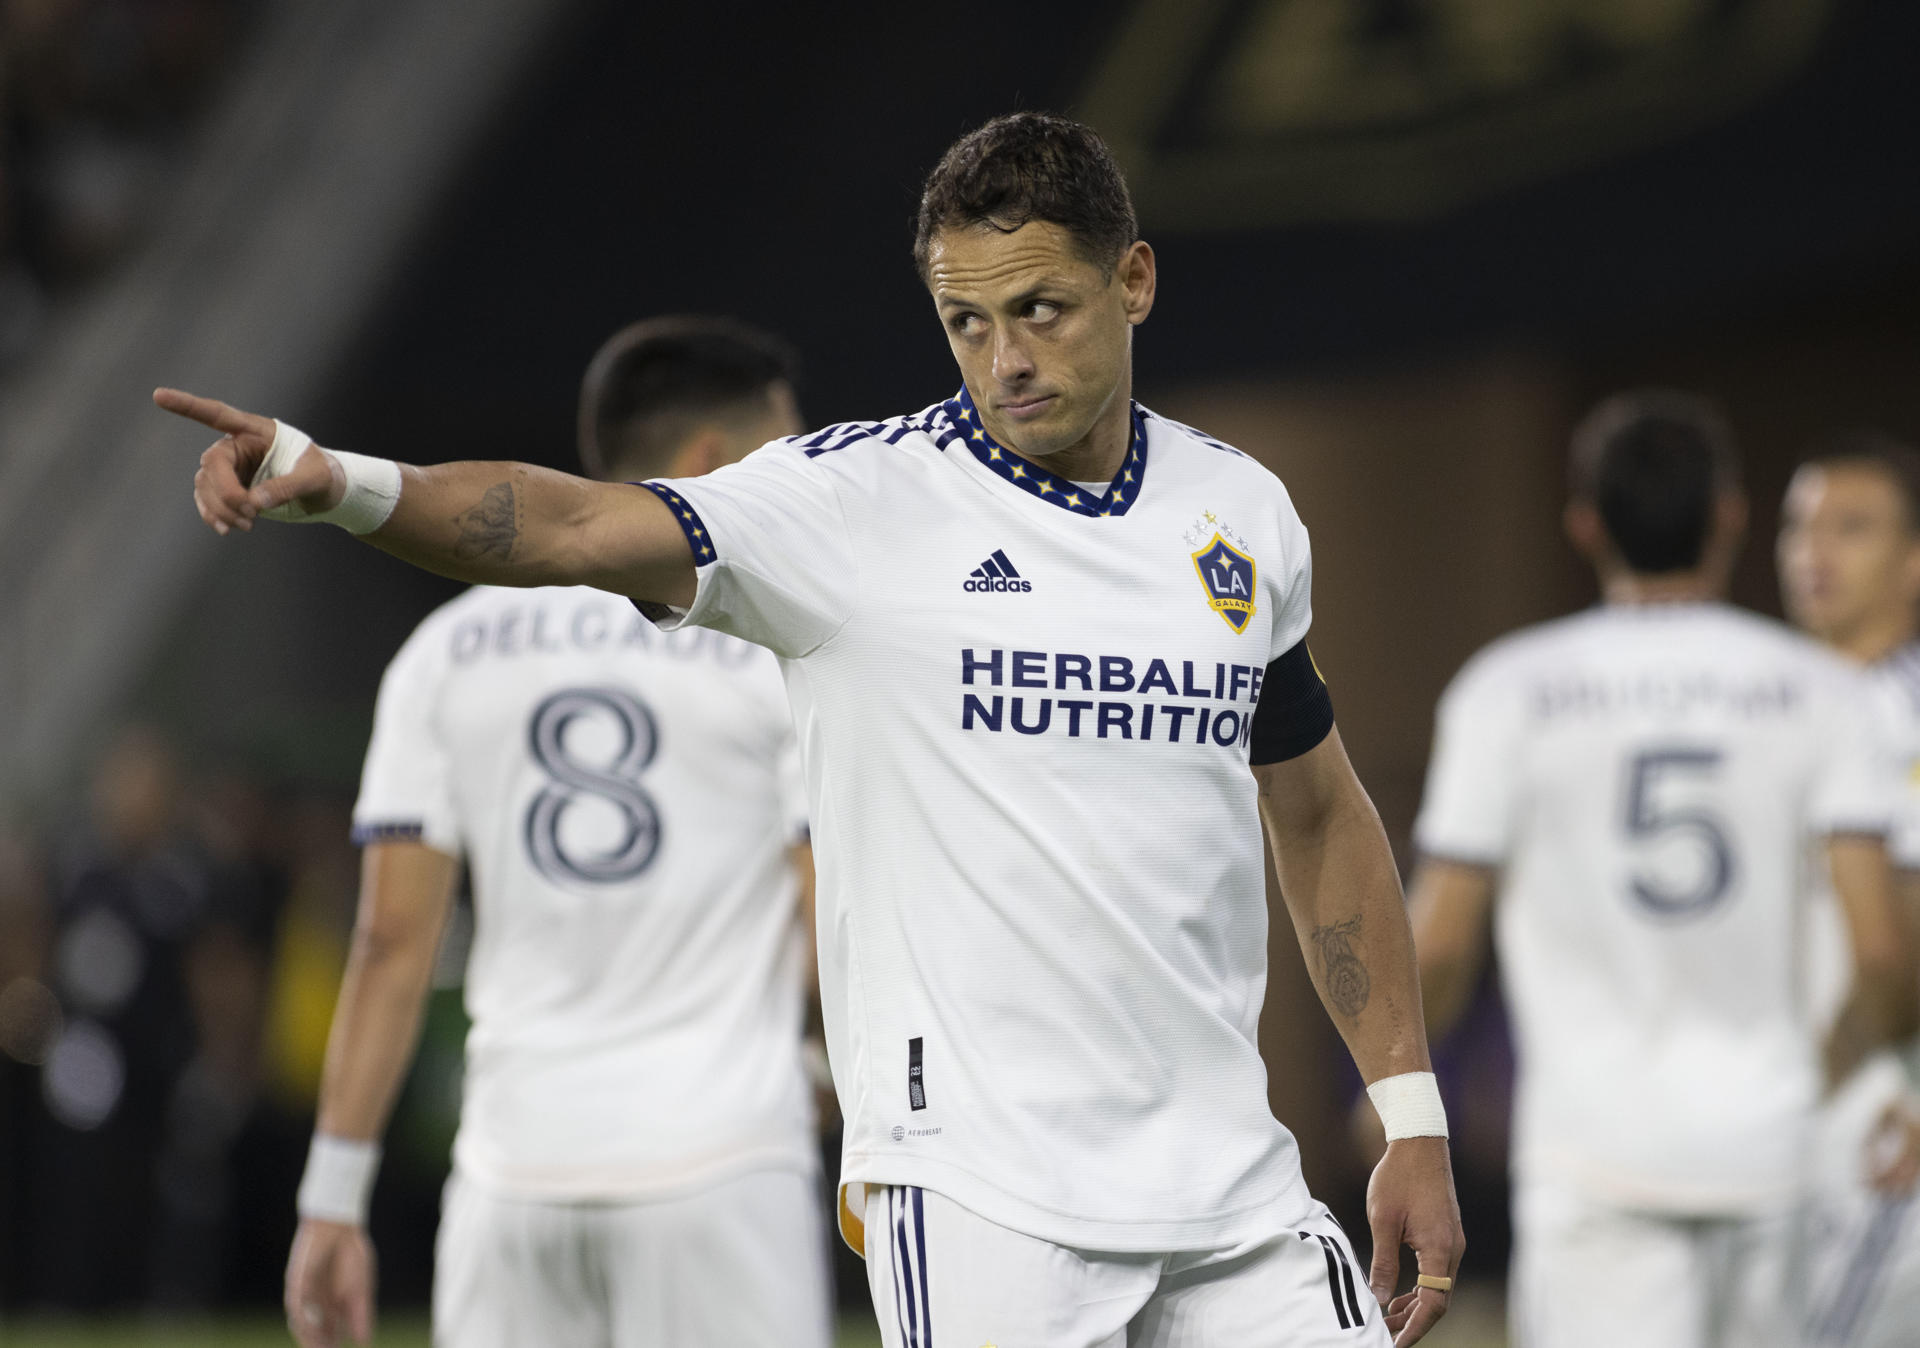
[908,1036,927,1110]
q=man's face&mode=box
[1778,463,1919,640]
[926,221,1151,460]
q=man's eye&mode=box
[952,314,984,336]
[1027,302,1059,322]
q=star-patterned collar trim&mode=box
[946,388,1148,518]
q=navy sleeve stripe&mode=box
[351,820,426,844]
[638,481,717,566]
[1248,638,1335,765]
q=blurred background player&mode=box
[282,316,830,1348]
[1777,435,1920,1347]
[1407,390,1916,1348]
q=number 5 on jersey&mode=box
[1622,747,1735,916]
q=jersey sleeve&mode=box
[1809,665,1900,838]
[1264,477,1314,663]
[639,442,860,659]
[1413,649,1528,867]
[352,617,463,857]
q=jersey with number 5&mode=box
[1414,601,1894,1213]
[352,584,812,1201]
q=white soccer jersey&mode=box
[1414,602,1894,1213]
[1872,643,1920,871]
[353,585,813,1200]
[645,390,1319,1254]
[1805,643,1920,1035]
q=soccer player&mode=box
[280,317,831,1348]
[1778,435,1920,1347]
[1409,391,1917,1348]
[162,113,1464,1347]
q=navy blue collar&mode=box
[945,388,1148,518]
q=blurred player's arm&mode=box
[1825,835,1919,1088]
[790,840,839,1125]
[285,841,458,1348]
[155,390,696,606]
[1405,859,1496,1042]
[1256,727,1462,1347]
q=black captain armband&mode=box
[1248,639,1335,765]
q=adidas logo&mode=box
[963,549,1033,593]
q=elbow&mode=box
[349,914,437,975]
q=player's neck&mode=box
[1601,571,1720,607]
[1829,611,1916,665]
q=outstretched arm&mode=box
[1256,728,1464,1348]
[286,841,458,1348]
[157,389,696,605]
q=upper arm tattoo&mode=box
[1311,915,1372,1018]
[452,482,517,561]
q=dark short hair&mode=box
[577,316,798,480]
[913,112,1138,278]
[1569,389,1742,575]
[1797,429,1920,533]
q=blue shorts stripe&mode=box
[894,1188,920,1348]
[887,1188,912,1347]
[911,1187,932,1346]
[1817,1195,1913,1344]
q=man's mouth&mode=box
[998,395,1056,421]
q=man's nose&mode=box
[991,327,1035,384]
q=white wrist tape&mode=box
[1367,1071,1449,1140]
[252,420,401,535]
[296,1133,382,1225]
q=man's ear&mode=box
[1119,240,1156,326]
[1563,499,1606,563]
[1899,538,1920,609]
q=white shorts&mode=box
[1510,1182,1803,1348]
[432,1166,832,1348]
[861,1183,1391,1348]
[1806,1060,1920,1347]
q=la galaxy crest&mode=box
[1185,511,1257,633]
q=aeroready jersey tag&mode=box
[908,1037,927,1111]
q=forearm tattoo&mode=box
[1311,915,1372,1018]
[452,482,517,561]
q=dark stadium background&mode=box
[5,1,1920,1341]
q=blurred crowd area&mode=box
[0,0,253,368]
[0,724,463,1312]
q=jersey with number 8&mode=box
[352,584,814,1200]
[1415,601,1893,1211]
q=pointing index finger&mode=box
[153,387,261,437]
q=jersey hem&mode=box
[836,1151,1315,1255]
[452,1139,818,1204]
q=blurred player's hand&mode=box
[1366,1135,1464,1347]
[153,387,342,535]
[285,1218,376,1348]
[1867,1094,1920,1194]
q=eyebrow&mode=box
[934,278,1075,311]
